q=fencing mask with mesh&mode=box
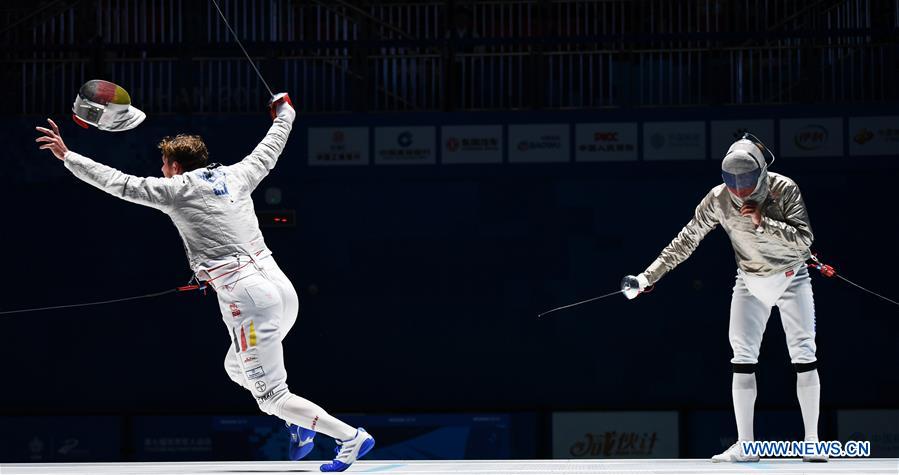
[72,80,146,132]
[721,134,774,206]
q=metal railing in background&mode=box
[822,44,890,103]
[371,53,442,111]
[207,0,358,44]
[282,56,353,113]
[3,0,897,115]
[368,1,442,40]
[728,46,801,104]
[98,0,181,44]
[456,52,527,110]
[636,49,704,107]
[19,58,86,115]
[544,51,621,109]
[1,2,75,49]
[30,6,75,47]
[108,58,175,113]
[195,58,269,113]
[5,0,888,46]
[470,1,535,38]
[549,0,624,38]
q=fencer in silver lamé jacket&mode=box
[642,172,813,286]
[62,105,295,274]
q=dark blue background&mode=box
[1,107,897,442]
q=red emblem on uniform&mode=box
[785,270,795,277]
[230,303,241,317]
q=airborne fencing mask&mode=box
[721,138,769,207]
[72,79,146,132]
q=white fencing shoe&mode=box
[802,437,829,463]
[320,427,375,472]
[711,442,761,463]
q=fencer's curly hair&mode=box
[157,134,208,172]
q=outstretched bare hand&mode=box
[35,118,69,161]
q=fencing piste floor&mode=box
[1,459,898,474]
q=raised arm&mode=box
[231,93,296,191]
[641,189,720,286]
[36,118,178,212]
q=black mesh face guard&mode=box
[73,94,106,126]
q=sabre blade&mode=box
[210,0,274,98]
[537,289,624,319]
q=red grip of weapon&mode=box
[808,263,837,278]
[269,93,293,120]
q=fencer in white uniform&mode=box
[624,136,825,463]
[35,96,374,472]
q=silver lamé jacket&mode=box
[642,172,813,286]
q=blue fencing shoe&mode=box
[319,428,375,472]
[287,423,316,461]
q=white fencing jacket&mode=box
[63,106,295,275]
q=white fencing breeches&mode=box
[729,265,817,365]
[217,255,298,408]
[213,256,355,440]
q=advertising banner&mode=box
[508,124,570,163]
[848,116,899,157]
[838,410,899,457]
[374,127,437,165]
[0,416,121,462]
[575,123,638,162]
[441,125,503,164]
[643,121,706,160]
[552,411,679,458]
[779,118,844,157]
[308,127,369,166]
[685,410,806,458]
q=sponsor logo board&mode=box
[838,410,899,457]
[552,411,678,458]
[575,123,638,162]
[848,116,899,156]
[308,127,369,166]
[374,127,436,165]
[441,125,503,164]
[643,122,706,160]
[779,118,844,157]
[508,124,570,163]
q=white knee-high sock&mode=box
[733,373,757,441]
[278,393,357,441]
[796,369,821,440]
